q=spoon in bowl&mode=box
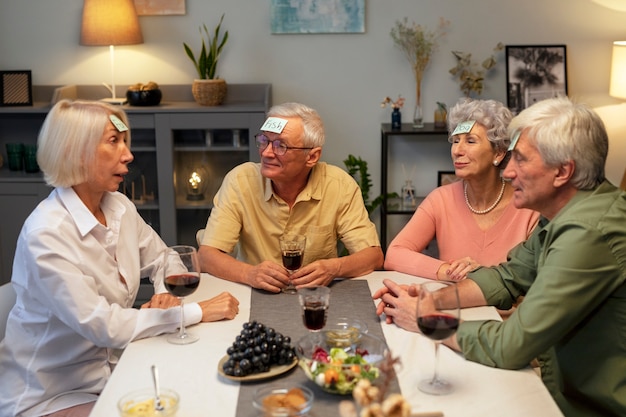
[151,364,165,412]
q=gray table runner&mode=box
[235,279,401,417]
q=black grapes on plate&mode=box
[222,321,296,377]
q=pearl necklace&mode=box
[464,178,506,215]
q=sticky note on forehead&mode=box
[451,120,476,136]
[260,117,288,134]
[109,114,128,132]
[508,130,521,151]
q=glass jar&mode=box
[401,180,416,209]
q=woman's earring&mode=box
[493,159,500,166]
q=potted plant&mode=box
[183,13,229,106]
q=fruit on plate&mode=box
[222,321,296,377]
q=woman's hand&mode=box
[141,292,180,309]
[437,257,479,281]
[198,291,239,322]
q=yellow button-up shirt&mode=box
[202,162,380,266]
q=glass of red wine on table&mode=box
[163,245,201,345]
[416,281,460,395]
[297,286,330,346]
[279,233,306,294]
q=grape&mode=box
[224,321,296,377]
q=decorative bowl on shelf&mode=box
[296,330,388,395]
[126,82,162,106]
[252,385,313,417]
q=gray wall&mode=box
[1,0,625,191]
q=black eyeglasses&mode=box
[254,133,313,156]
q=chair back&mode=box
[0,282,16,340]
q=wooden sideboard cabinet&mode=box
[0,83,271,285]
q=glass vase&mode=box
[413,76,424,128]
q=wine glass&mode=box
[163,245,201,345]
[297,286,330,346]
[279,233,306,294]
[416,281,460,395]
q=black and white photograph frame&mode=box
[505,45,567,114]
[0,70,32,106]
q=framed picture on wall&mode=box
[133,0,185,15]
[505,45,567,114]
[437,171,460,187]
[0,70,32,106]
[270,0,365,34]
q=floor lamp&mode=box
[80,0,143,104]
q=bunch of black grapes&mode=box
[222,321,296,377]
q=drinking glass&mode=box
[297,286,330,346]
[416,281,460,395]
[279,233,306,294]
[163,245,201,345]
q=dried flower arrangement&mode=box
[390,17,449,126]
[381,95,406,109]
[449,42,504,97]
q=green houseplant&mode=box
[183,13,229,106]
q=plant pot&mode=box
[192,79,227,106]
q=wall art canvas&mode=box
[506,45,567,114]
[270,0,365,34]
[134,0,185,15]
[437,171,460,187]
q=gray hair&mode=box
[37,100,131,187]
[267,102,325,148]
[508,97,607,190]
[448,98,512,153]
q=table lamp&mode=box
[610,41,626,99]
[80,0,143,104]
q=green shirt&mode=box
[458,181,626,417]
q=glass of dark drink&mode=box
[297,286,330,345]
[416,281,460,395]
[163,245,201,345]
[279,233,306,294]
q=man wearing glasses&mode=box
[198,102,383,293]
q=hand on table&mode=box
[198,291,240,321]
[290,258,340,288]
[141,292,180,309]
[244,261,290,293]
[372,278,420,333]
[437,257,479,281]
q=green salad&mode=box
[299,347,381,395]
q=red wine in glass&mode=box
[302,301,327,331]
[417,314,459,341]
[282,250,303,271]
[165,274,200,297]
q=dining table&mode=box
[90,271,564,417]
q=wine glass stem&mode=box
[432,341,441,383]
[178,297,186,338]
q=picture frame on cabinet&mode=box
[505,45,567,114]
[0,70,32,106]
[438,171,460,187]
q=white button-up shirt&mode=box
[0,188,201,417]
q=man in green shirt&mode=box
[375,97,626,416]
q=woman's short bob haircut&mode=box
[508,96,607,190]
[447,98,513,154]
[266,102,325,148]
[37,99,131,188]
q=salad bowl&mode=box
[296,330,388,395]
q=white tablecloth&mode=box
[90,271,563,417]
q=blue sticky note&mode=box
[451,120,476,136]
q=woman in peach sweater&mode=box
[384,98,539,281]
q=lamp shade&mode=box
[80,0,143,46]
[610,41,626,99]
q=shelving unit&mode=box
[380,122,451,251]
[0,84,271,285]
